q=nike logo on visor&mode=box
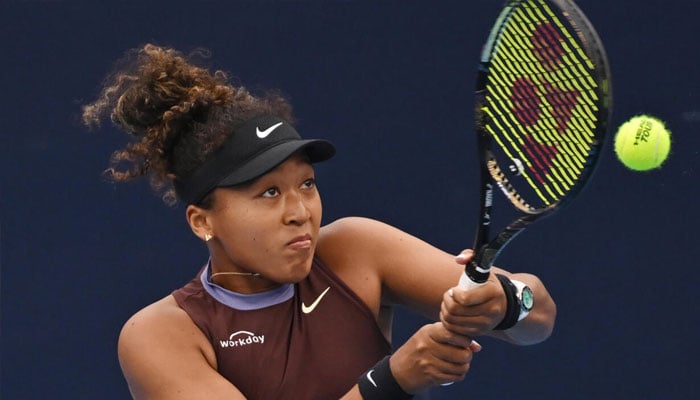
[256,122,284,138]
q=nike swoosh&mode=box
[301,286,331,314]
[256,122,284,139]
[366,370,377,387]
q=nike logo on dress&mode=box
[301,286,331,314]
[256,122,284,138]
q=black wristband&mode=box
[357,356,413,400]
[493,273,520,330]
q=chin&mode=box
[283,257,314,283]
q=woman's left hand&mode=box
[439,250,507,337]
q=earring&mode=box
[204,233,213,242]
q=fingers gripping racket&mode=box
[459,0,612,290]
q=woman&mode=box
[83,44,556,400]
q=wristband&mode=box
[493,273,520,330]
[357,356,413,400]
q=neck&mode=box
[211,271,260,278]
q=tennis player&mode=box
[83,44,556,400]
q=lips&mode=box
[287,234,312,250]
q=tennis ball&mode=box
[614,115,671,171]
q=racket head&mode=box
[467,0,612,282]
[476,0,612,215]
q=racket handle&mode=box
[458,271,486,290]
[440,271,486,387]
[460,257,490,290]
[441,270,486,387]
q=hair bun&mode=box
[83,44,294,205]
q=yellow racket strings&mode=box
[484,0,600,206]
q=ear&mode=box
[186,204,213,242]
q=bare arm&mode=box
[316,218,487,392]
[318,217,469,320]
[440,254,557,345]
[118,296,246,400]
[483,268,556,344]
[318,217,555,344]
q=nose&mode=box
[283,191,311,225]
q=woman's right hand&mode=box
[388,322,482,393]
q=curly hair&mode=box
[83,44,295,205]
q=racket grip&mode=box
[442,270,486,387]
[460,257,490,290]
[458,271,486,290]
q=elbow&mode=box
[522,296,557,345]
[532,298,557,344]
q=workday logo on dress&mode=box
[220,330,265,349]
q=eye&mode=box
[262,187,280,198]
[301,178,316,190]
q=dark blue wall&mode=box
[2,1,699,398]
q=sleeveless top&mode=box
[172,257,392,399]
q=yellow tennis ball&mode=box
[614,115,671,171]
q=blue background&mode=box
[2,1,698,398]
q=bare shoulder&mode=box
[319,216,381,238]
[318,217,463,320]
[318,216,409,252]
[317,217,409,280]
[119,295,210,359]
[318,216,450,272]
[315,217,394,317]
[118,296,243,399]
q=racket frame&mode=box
[463,0,612,287]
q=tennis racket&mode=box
[459,0,612,290]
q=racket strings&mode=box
[483,0,602,207]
